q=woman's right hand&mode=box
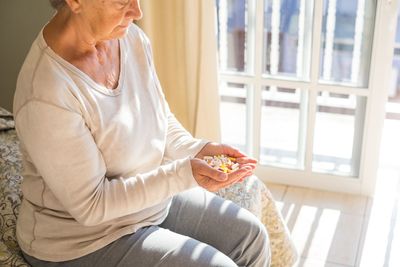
[190,158,254,192]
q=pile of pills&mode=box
[203,155,240,173]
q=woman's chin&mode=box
[103,25,129,40]
[106,28,129,40]
[112,25,130,38]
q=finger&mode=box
[227,166,252,181]
[235,156,258,164]
[197,161,228,182]
[222,144,247,158]
[206,168,252,191]
[239,163,257,170]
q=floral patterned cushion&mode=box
[0,107,14,131]
[217,177,298,267]
[0,107,12,117]
[0,107,297,267]
[0,122,30,266]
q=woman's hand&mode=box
[195,142,258,171]
[191,142,258,191]
[190,158,253,192]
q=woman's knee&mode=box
[232,211,271,267]
[251,220,271,266]
[157,238,238,267]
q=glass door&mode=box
[216,0,399,195]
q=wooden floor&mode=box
[265,118,400,267]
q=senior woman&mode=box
[13,0,270,266]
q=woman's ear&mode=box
[64,0,83,13]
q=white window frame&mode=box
[218,0,399,195]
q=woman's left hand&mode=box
[195,142,258,180]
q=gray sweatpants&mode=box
[23,187,270,267]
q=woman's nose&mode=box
[127,0,143,20]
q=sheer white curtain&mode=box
[137,0,221,141]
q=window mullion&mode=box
[351,0,366,83]
[306,0,324,173]
[218,0,228,70]
[270,0,281,77]
[248,0,265,159]
[322,0,337,82]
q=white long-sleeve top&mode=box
[13,24,207,262]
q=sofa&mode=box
[0,106,297,267]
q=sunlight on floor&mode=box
[356,118,400,267]
[266,117,400,267]
[357,168,400,267]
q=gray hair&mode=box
[49,0,66,9]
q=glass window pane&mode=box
[312,93,367,176]
[263,0,314,80]
[319,0,375,87]
[216,0,249,73]
[260,86,308,169]
[388,2,400,105]
[220,82,248,152]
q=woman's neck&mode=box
[42,8,122,90]
[43,9,108,60]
